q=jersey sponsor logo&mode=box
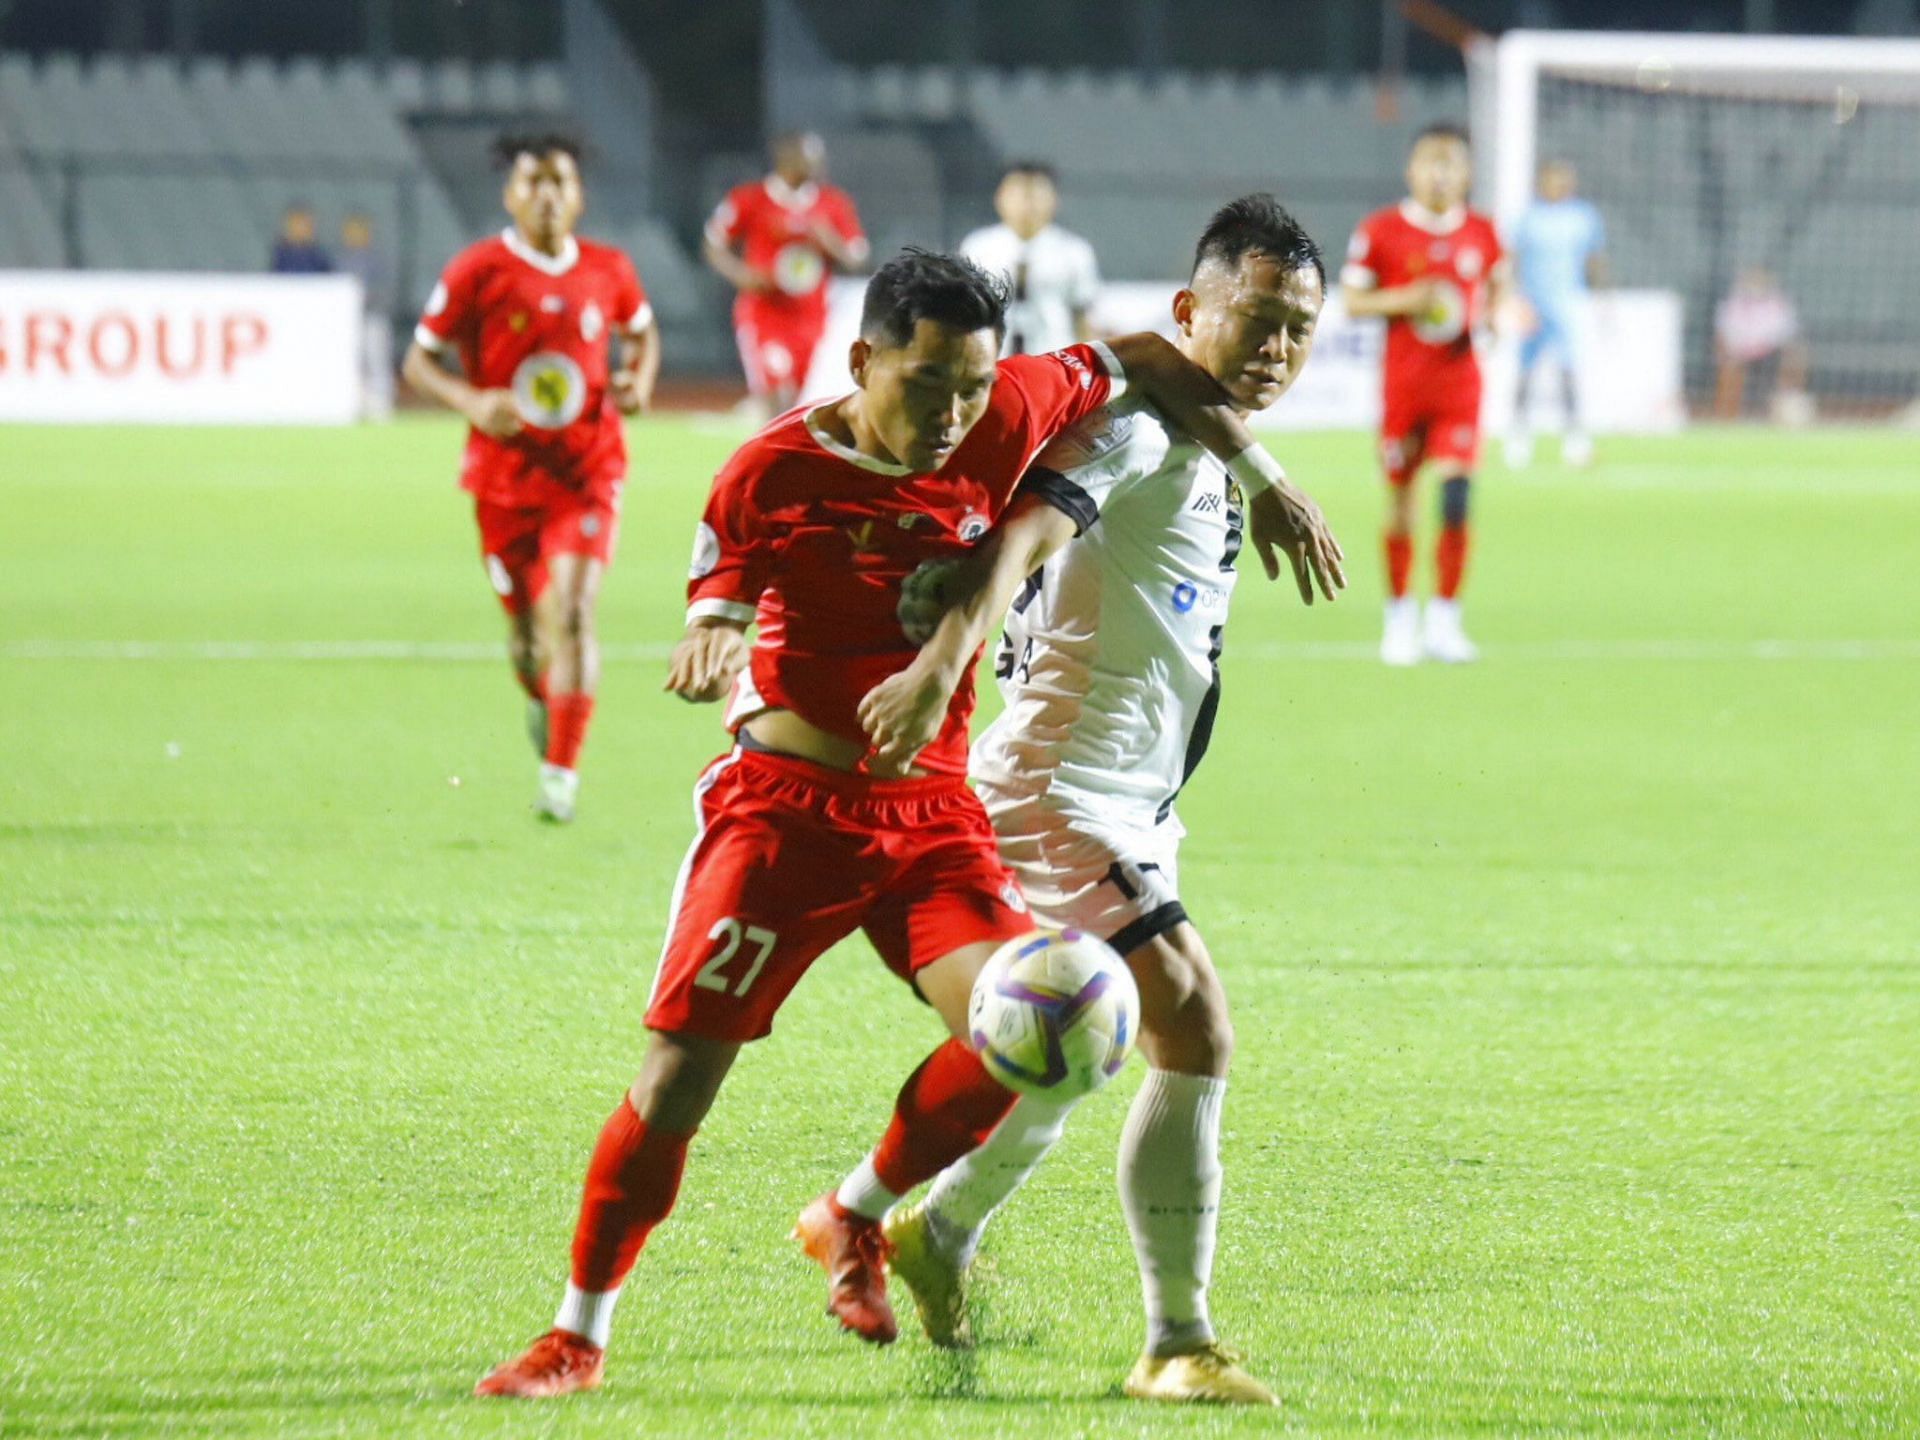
[1410,280,1469,345]
[1172,581,1198,614]
[1191,489,1223,514]
[510,351,588,428]
[540,295,565,314]
[689,522,721,578]
[773,241,826,296]
[581,301,604,341]
[1457,248,1485,280]
[958,511,990,542]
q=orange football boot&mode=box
[792,1191,898,1344]
[474,1327,605,1398]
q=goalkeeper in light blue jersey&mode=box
[1508,159,1607,468]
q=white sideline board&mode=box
[0,272,363,424]
[802,277,1683,434]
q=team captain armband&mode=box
[1020,465,1101,535]
[1225,445,1286,498]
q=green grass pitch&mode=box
[2,416,1917,1438]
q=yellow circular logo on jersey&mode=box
[774,241,826,296]
[511,352,588,428]
[1411,280,1469,345]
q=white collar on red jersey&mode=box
[765,175,821,210]
[501,226,580,276]
[803,401,914,476]
[1398,200,1468,235]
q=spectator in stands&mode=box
[960,161,1101,357]
[270,203,332,274]
[1714,266,1810,421]
[339,212,395,420]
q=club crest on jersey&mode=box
[581,302,604,340]
[509,312,530,333]
[689,521,721,578]
[511,351,588,428]
[957,511,989,542]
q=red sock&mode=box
[1384,532,1414,599]
[515,667,547,703]
[871,1038,1017,1195]
[1435,525,1470,600]
[545,692,596,770]
[569,1097,693,1293]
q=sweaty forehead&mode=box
[1198,253,1324,315]
[897,320,1000,379]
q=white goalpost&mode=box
[1470,30,1920,423]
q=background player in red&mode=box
[473,250,1337,1399]
[403,133,659,823]
[703,130,868,414]
[1343,123,1508,666]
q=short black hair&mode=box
[860,248,1009,347]
[1190,194,1324,289]
[1000,159,1058,184]
[1414,121,1471,149]
[491,131,585,169]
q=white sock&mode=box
[923,1093,1080,1261]
[1118,1068,1226,1357]
[554,1281,619,1348]
[834,1154,899,1221]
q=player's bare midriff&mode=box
[740,709,931,778]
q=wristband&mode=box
[1226,445,1287,498]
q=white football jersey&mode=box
[973,395,1242,834]
[959,222,1101,357]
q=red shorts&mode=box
[1380,373,1483,486]
[735,302,828,397]
[645,747,1033,1042]
[473,492,619,616]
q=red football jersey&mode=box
[685,343,1125,776]
[705,176,866,322]
[1344,202,1503,395]
[415,228,650,507]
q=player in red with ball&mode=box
[703,130,868,414]
[472,249,1340,1398]
[1344,123,1508,666]
[403,133,660,823]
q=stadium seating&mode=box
[824,63,1473,274]
[0,52,574,306]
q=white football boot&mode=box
[1563,432,1594,468]
[1503,432,1535,470]
[1421,599,1480,663]
[1380,597,1422,667]
[535,763,579,824]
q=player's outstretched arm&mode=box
[611,321,661,415]
[700,234,772,295]
[860,498,1077,776]
[1341,279,1437,320]
[401,340,522,438]
[1103,333,1344,603]
[664,617,750,704]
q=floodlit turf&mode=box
[2,415,1918,1438]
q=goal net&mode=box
[1471,31,1920,422]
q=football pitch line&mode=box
[6,638,1920,663]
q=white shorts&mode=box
[976,780,1188,956]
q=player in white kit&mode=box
[831,197,1344,1405]
[960,161,1101,356]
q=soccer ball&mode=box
[969,929,1139,1099]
